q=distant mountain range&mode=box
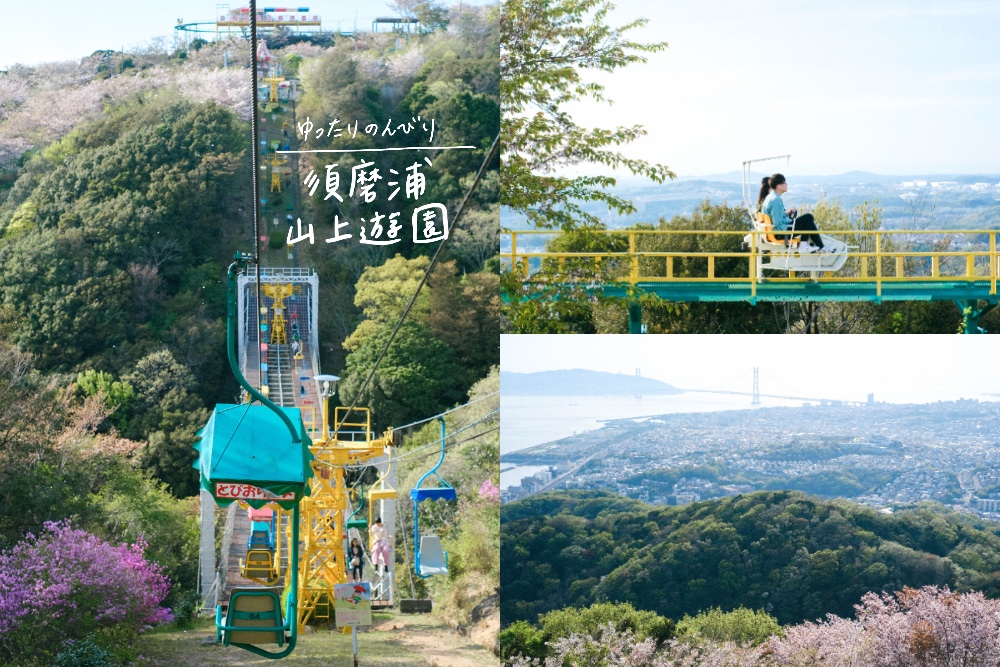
[501,171,1000,231]
[645,171,1000,186]
[501,369,681,396]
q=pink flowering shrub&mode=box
[0,521,171,663]
[479,479,500,502]
[507,625,765,667]
[505,587,1000,667]
[769,586,1000,667]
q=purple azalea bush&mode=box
[0,520,172,663]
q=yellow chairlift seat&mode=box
[368,449,399,543]
[755,212,801,248]
[219,587,286,647]
[240,549,278,583]
[369,489,397,502]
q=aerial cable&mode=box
[391,391,500,432]
[391,427,499,466]
[249,0,264,367]
[361,409,499,466]
[315,130,501,459]
[335,408,500,471]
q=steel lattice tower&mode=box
[752,367,761,405]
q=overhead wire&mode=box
[339,407,500,474]
[391,391,499,432]
[396,427,499,466]
[314,130,501,460]
[249,0,264,367]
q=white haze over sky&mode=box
[0,1,495,70]
[501,334,1000,405]
[560,0,1000,176]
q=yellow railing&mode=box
[501,229,1000,298]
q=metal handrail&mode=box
[501,229,1000,296]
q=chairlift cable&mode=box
[249,0,264,366]
[393,427,499,466]
[391,391,500,432]
[315,131,501,459]
[336,408,500,473]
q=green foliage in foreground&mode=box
[499,602,675,660]
[675,607,782,646]
[501,490,1000,626]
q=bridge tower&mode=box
[751,367,761,406]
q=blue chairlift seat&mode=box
[417,536,448,576]
[411,417,457,578]
[411,488,457,502]
[247,521,274,550]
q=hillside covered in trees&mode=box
[501,490,1000,627]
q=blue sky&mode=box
[501,334,1000,405]
[563,0,1000,176]
[0,1,494,70]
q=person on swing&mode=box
[758,173,826,251]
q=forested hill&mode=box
[501,490,1000,626]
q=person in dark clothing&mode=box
[348,538,365,582]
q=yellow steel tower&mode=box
[263,69,284,103]
[291,407,393,628]
[262,283,294,345]
[264,152,289,193]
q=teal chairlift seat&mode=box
[346,485,368,531]
[410,417,457,578]
[194,253,313,660]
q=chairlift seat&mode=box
[746,212,801,250]
[247,529,273,550]
[241,549,277,580]
[411,488,457,502]
[745,212,850,278]
[346,518,369,530]
[417,536,448,577]
[369,489,397,501]
[221,587,284,647]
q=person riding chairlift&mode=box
[758,173,828,252]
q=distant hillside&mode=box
[501,370,681,396]
[500,490,1000,626]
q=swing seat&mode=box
[370,489,397,501]
[744,213,850,278]
[241,549,277,580]
[247,527,273,550]
[219,587,285,646]
[417,536,449,576]
[746,212,801,250]
[411,488,457,502]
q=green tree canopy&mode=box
[502,0,673,229]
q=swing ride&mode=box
[741,155,849,279]
[192,4,477,658]
[410,418,457,578]
[501,154,1000,333]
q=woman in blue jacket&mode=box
[757,173,825,250]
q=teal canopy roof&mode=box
[193,403,313,510]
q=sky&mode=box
[501,334,1000,405]
[0,0,494,70]
[560,0,1000,177]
